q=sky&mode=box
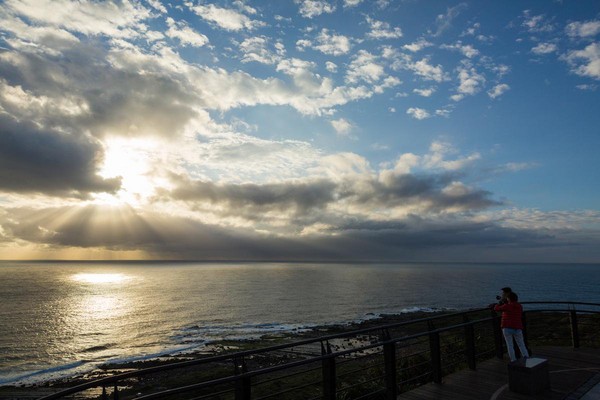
[0,0,599,262]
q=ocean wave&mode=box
[171,321,314,344]
[81,343,116,353]
[0,343,206,387]
[0,360,91,386]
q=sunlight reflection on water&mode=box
[71,273,131,284]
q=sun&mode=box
[96,138,160,206]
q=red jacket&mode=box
[494,302,524,329]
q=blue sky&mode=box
[0,0,599,262]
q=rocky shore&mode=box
[0,309,458,400]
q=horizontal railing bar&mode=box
[253,379,321,400]
[397,359,431,372]
[187,386,234,400]
[398,348,430,359]
[135,354,342,400]
[337,374,385,393]
[399,371,432,385]
[254,365,322,386]
[525,309,600,314]
[443,348,467,357]
[521,301,600,306]
[396,338,429,347]
[337,361,385,379]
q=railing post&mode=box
[321,341,336,400]
[113,383,119,400]
[234,356,251,400]
[101,385,108,400]
[522,311,531,356]
[381,329,398,399]
[491,309,504,359]
[428,322,442,384]
[463,317,476,370]
[570,310,580,348]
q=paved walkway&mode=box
[398,347,600,400]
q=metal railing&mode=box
[37,302,600,400]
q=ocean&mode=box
[1,261,599,386]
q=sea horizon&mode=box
[3,259,600,265]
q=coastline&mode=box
[0,309,454,399]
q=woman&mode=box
[494,292,530,362]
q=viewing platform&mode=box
[398,346,600,399]
[25,302,600,400]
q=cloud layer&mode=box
[0,0,598,262]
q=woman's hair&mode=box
[508,292,519,302]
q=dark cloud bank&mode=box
[3,203,599,263]
[0,114,121,198]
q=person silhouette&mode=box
[494,292,529,362]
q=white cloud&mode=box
[388,152,420,175]
[382,141,480,178]
[344,0,363,7]
[565,20,600,38]
[375,0,390,9]
[0,13,80,49]
[521,11,554,33]
[295,39,311,51]
[434,3,468,37]
[3,0,151,38]
[402,38,433,52]
[233,0,258,15]
[564,42,600,80]
[576,84,597,91]
[492,64,510,78]
[389,52,446,83]
[166,17,209,48]
[239,36,284,64]
[345,50,385,84]
[531,42,557,55]
[491,162,537,174]
[189,3,264,31]
[314,29,352,55]
[325,61,338,72]
[371,142,389,150]
[147,0,167,14]
[435,108,452,117]
[374,76,401,93]
[295,0,335,18]
[461,22,480,37]
[406,107,430,120]
[488,83,510,99]
[452,66,485,101]
[411,58,446,82]
[424,141,480,171]
[276,58,317,76]
[331,118,353,136]
[440,42,479,58]
[413,87,436,97]
[366,16,402,40]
